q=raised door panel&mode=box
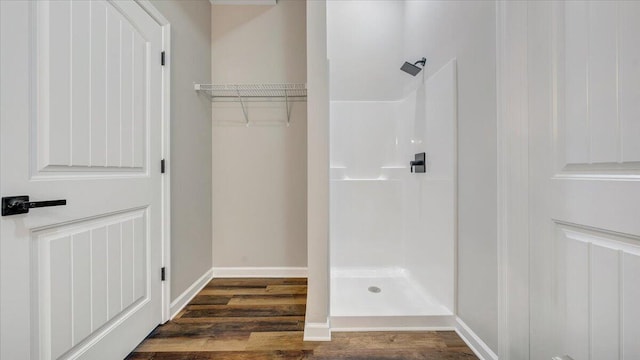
[619,2,640,164]
[622,253,640,358]
[35,0,148,176]
[555,224,640,360]
[556,1,640,175]
[35,210,148,360]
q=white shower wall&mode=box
[327,1,405,101]
[330,100,408,270]
[329,63,457,318]
[328,0,457,321]
[403,61,457,313]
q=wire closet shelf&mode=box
[194,83,307,126]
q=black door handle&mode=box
[2,196,67,216]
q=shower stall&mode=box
[328,0,458,330]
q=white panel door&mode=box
[528,1,640,359]
[0,1,165,359]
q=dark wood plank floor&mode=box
[127,278,477,359]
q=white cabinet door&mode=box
[0,1,165,359]
[528,1,640,359]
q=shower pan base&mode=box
[330,267,454,331]
[330,315,455,331]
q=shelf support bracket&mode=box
[284,89,291,126]
[236,88,249,125]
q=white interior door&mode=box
[0,1,165,359]
[528,1,640,359]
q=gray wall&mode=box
[403,0,498,351]
[152,0,213,301]
[210,1,307,269]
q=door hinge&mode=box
[161,51,165,66]
[161,267,166,281]
[161,159,165,173]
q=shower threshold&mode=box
[330,267,454,331]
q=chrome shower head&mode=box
[400,57,426,76]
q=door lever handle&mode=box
[2,196,67,216]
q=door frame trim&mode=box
[496,1,530,359]
[135,0,172,324]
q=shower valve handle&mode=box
[410,153,427,173]
[410,160,424,173]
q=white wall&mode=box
[305,0,331,339]
[211,0,307,268]
[403,0,498,352]
[152,0,214,301]
[327,0,405,101]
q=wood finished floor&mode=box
[127,278,477,360]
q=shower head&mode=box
[400,57,427,76]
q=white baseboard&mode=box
[304,319,331,341]
[330,315,455,331]
[169,268,214,319]
[212,267,308,278]
[455,317,498,360]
